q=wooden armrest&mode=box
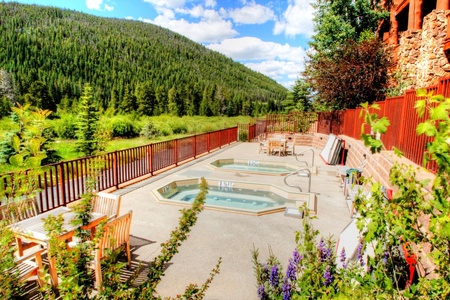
[15,247,44,264]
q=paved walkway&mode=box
[117,142,351,300]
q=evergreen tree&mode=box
[167,86,182,116]
[76,83,101,156]
[119,85,137,114]
[155,85,167,115]
[136,80,155,116]
[292,79,313,112]
[25,81,55,111]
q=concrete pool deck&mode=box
[115,142,352,299]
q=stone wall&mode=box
[397,10,450,88]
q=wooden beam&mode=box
[436,0,450,10]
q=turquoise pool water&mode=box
[154,178,314,215]
[166,185,287,210]
[209,159,297,175]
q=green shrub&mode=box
[141,119,161,139]
[52,114,78,139]
[108,115,141,138]
[168,119,188,134]
[156,123,173,136]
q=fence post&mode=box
[149,144,153,176]
[175,138,179,166]
[59,162,66,206]
[194,134,197,158]
[113,151,118,189]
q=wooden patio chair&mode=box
[92,192,121,220]
[285,137,295,156]
[0,198,41,256]
[268,139,283,156]
[93,210,133,289]
[10,247,45,287]
[258,134,268,154]
[67,192,121,220]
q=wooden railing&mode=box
[1,127,238,213]
[317,77,450,173]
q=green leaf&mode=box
[359,102,369,110]
[11,135,21,152]
[416,88,428,97]
[372,117,390,134]
[430,104,449,121]
[370,103,380,110]
[416,122,437,136]
[414,99,426,117]
[393,147,404,157]
[9,154,24,166]
[28,155,46,167]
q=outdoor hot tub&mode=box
[208,159,317,176]
[152,178,317,216]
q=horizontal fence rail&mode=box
[1,127,238,213]
[317,76,450,173]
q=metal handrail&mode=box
[295,149,315,166]
[283,168,311,193]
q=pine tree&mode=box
[76,83,100,156]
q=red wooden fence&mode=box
[1,127,238,212]
[317,76,450,173]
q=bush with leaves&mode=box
[140,119,161,139]
[106,115,142,138]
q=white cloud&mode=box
[208,37,306,88]
[143,0,186,9]
[274,0,314,37]
[228,2,275,25]
[245,60,303,88]
[207,37,306,63]
[141,16,238,43]
[104,4,114,11]
[86,0,102,10]
[205,0,216,8]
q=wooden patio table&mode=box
[10,206,106,288]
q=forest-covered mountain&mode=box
[0,2,288,117]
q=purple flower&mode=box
[318,239,332,262]
[323,265,333,286]
[318,238,325,253]
[269,264,279,287]
[292,248,302,265]
[340,248,347,268]
[257,284,266,299]
[282,279,292,300]
[357,243,365,267]
[286,258,297,281]
[382,251,389,265]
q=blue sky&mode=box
[5,0,315,89]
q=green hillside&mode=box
[0,2,287,117]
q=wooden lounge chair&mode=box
[1,198,41,256]
[93,210,133,289]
